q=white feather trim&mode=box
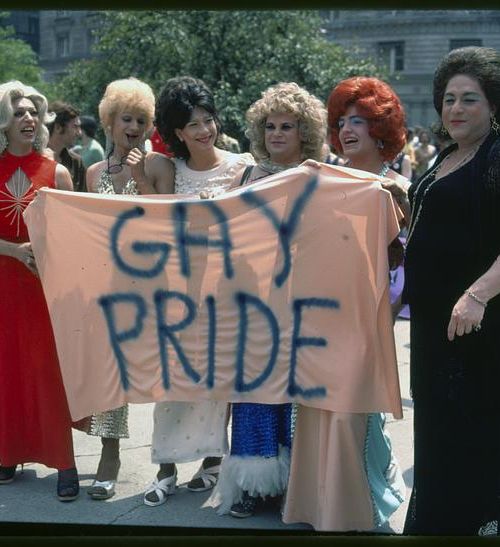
[209,444,290,515]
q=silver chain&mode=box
[405,163,441,246]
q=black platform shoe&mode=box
[0,465,17,484]
[57,467,79,502]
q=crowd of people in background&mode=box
[1,45,500,536]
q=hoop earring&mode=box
[491,115,500,135]
[0,131,8,154]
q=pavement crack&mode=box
[108,502,144,525]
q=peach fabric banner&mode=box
[24,164,403,421]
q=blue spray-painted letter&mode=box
[98,292,147,391]
[110,206,171,278]
[154,289,201,389]
[174,201,233,279]
[234,291,280,392]
[288,297,340,398]
[240,176,318,287]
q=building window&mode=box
[377,41,405,73]
[28,16,38,35]
[56,33,70,58]
[449,39,482,51]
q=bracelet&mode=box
[465,289,487,308]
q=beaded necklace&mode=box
[379,163,390,177]
[259,159,301,174]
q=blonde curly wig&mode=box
[246,82,327,162]
[99,77,155,139]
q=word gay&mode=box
[109,176,319,287]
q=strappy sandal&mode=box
[143,471,177,507]
[187,464,220,492]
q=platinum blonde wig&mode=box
[99,77,155,140]
[246,82,327,162]
[0,80,54,150]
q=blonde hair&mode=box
[246,82,327,162]
[98,77,155,140]
[0,80,54,150]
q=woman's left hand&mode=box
[447,292,485,341]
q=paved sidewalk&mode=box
[0,319,413,535]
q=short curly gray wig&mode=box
[246,82,327,162]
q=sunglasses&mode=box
[106,154,129,174]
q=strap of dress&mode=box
[239,165,254,186]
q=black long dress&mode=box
[403,132,500,535]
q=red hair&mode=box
[327,77,406,162]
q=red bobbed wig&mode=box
[327,77,406,162]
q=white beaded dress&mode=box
[151,150,255,463]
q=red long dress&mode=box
[0,150,75,470]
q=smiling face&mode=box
[264,112,302,164]
[111,109,148,151]
[442,74,494,146]
[338,104,379,163]
[175,106,217,154]
[5,97,39,150]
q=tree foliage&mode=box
[0,12,43,86]
[53,10,386,148]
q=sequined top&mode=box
[174,150,254,195]
[96,169,138,195]
[84,164,135,439]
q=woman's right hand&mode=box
[300,159,322,170]
[15,242,38,276]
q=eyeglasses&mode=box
[106,154,128,175]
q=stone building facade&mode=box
[8,9,500,129]
[5,11,40,54]
[37,10,102,82]
[321,9,500,128]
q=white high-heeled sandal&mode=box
[187,464,220,492]
[143,471,177,507]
